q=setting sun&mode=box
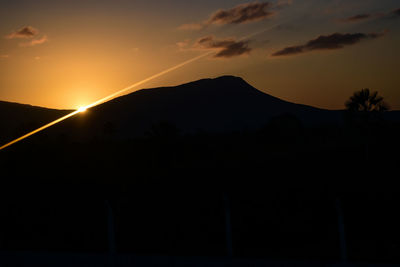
[77,106,87,113]
[0,1,399,264]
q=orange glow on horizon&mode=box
[0,51,215,151]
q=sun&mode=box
[77,106,87,113]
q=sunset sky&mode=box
[0,0,399,110]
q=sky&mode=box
[0,0,399,110]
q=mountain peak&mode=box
[163,75,260,98]
[186,75,249,88]
[213,75,245,82]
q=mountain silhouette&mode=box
[1,76,399,143]
[2,77,400,263]
[51,76,343,140]
[0,101,72,144]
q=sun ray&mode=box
[77,106,87,113]
[0,23,284,151]
[0,51,214,151]
[0,110,80,150]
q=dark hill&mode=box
[2,76,400,143]
[54,76,342,140]
[1,77,400,263]
[0,101,72,144]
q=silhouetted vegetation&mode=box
[344,89,390,160]
[345,88,389,124]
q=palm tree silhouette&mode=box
[345,88,389,160]
[345,88,389,114]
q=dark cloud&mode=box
[5,26,38,39]
[208,2,274,25]
[343,14,372,22]
[341,8,400,23]
[195,35,251,58]
[272,32,384,57]
[179,1,284,30]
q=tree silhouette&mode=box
[345,88,389,114]
[345,88,389,160]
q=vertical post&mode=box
[223,192,233,258]
[335,198,347,263]
[105,200,116,267]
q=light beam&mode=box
[0,51,214,151]
[0,110,80,150]
[77,106,87,113]
[0,23,283,151]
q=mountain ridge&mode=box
[1,75,399,143]
[59,75,342,139]
[0,100,73,144]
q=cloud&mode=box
[272,32,384,57]
[209,2,274,25]
[19,35,48,47]
[5,26,47,47]
[340,8,400,23]
[0,54,9,59]
[343,14,372,23]
[5,26,38,39]
[180,1,280,30]
[195,35,251,58]
[380,8,400,19]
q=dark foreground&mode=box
[2,251,400,267]
[1,114,400,265]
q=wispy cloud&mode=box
[19,35,48,47]
[194,35,251,58]
[5,26,38,39]
[179,1,288,30]
[340,7,400,23]
[271,32,384,57]
[5,26,48,47]
[342,14,372,23]
[208,2,274,25]
[0,54,9,59]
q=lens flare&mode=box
[0,23,283,151]
[0,51,213,151]
[0,110,80,150]
[77,106,87,113]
